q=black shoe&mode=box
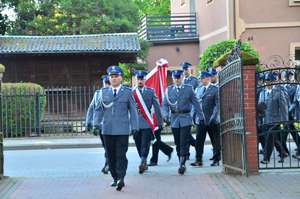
[190,161,203,167]
[139,163,148,174]
[292,154,300,160]
[110,180,117,187]
[260,160,269,164]
[167,149,173,162]
[210,161,220,167]
[278,158,284,163]
[178,165,186,175]
[209,157,214,161]
[148,162,157,166]
[101,164,109,175]
[116,179,125,191]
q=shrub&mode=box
[199,39,259,70]
[1,83,46,137]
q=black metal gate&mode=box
[219,42,248,175]
[256,57,300,170]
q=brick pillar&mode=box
[243,65,259,175]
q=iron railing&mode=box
[0,86,177,138]
[1,86,96,138]
[219,41,248,175]
[256,65,300,170]
[138,13,198,42]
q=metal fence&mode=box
[1,86,96,138]
[256,65,300,169]
[138,13,198,41]
[0,86,178,138]
[219,41,248,175]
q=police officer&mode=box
[289,81,300,160]
[85,75,110,174]
[94,65,139,191]
[182,62,199,90]
[258,72,289,164]
[162,70,202,175]
[191,71,220,167]
[181,62,198,156]
[132,70,163,174]
[282,71,300,155]
[208,68,219,86]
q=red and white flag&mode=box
[134,58,168,132]
[145,58,169,105]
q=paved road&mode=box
[2,146,300,199]
[4,145,220,178]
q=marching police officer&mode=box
[85,75,110,174]
[182,62,199,90]
[132,70,163,174]
[258,72,288,164]
[94,65,139,191]
[162,70,202,175]
[181,62,198,157]
[191,71,220,167]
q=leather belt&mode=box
[171,110,190,114]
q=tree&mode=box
[134,0,170,16]
[4,0,140,35]
[0,2,9,35]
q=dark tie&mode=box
[203,87,206,94]
[113,89,117,97]
[176,87,180,93]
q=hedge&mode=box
[1,83,46,137]
[199,39,260,70]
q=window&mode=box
[296,49,300,62]
[289,0,300,6]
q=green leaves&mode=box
[199,39,260,70]
[4,0,140,35]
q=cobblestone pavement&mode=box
[1,172,300,199]
[1,147,300,199]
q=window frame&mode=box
[289,0,300,6]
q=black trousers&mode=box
[264,125,287,161]
[150,129,173,164]
[172,125,191,158]
[103,135,129,181]
[195,121,221,161]
[133,128,153,159]
[99,133,108,160]
[283,118,300,154]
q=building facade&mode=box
[170,0,300,64]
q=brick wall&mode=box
[243,65,259,175]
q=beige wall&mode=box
[196,0,231,54]
[146,42,199,70]
[241,27,300,62]
[238,0,300,61]
[240,0,300,24]
[171,0,191,14]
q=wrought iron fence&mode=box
[256,64,300,169]
[1,86,97,138]
[0,86,177,138]
[219,41,248,175]
[138,13,198,41]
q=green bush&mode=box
[1,83,46,137]
[119,62,147,86]
[199,39,259,70]
[213,51,260,68]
